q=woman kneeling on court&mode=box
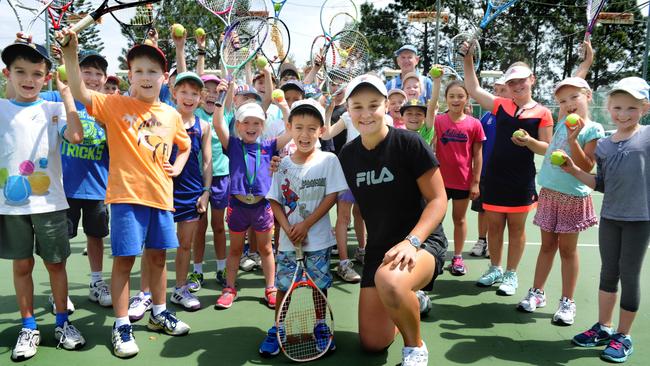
[338,75,448,366]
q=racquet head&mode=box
[586,0,607,35]
[322,30,370,97]
[450,32,481,78]
[109,1,160,44]
[319,0,357,37]
[260,17,290,75]
[328,11,358,36]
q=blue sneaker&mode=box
[601,333,633,363]
[314,323,335,353]
[572,323,613,347]
[259,326,280,357]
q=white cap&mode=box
[609,77,650,101]
[503,65,532,83]
[290,98,326,125]
[235,103,266,122]
[344,74,388,100]
[494,77,506,86]
[388,88,407,99]
[554,77,591,95]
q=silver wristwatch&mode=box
[406,235,423,249]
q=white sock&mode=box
[115,316,130,328]
[152,304,166,316]
[193,263,203,273]
[217,259,226,271]
[90,272,103,284]
[340,259,350,266]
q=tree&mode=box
[357,2,403,71]
[47,0,104,55]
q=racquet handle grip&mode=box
[215,90,227,108]
[59,15,96,46]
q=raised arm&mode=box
[56,71,83,144]
[574,41,593,80]
[321,106,347,140]
[261,63,274,112]
[172,26,187,73]
[196,33,206,75]
[58,29,92,107]
[426,72,442,129]
[460,42,496,111]
[213,81,231,150]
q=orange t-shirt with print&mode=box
[87,92,190,211]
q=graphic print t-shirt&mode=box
[267,150,348,252]
[87,93,190,211]
[0,99,69,215]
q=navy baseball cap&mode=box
[400,98,427,115]
[394,44,418,57]
[78,49,108,72]
[2,40,52,70]
[280,80,305,95]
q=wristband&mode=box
[197,49,207,56]
[202,187,210,192]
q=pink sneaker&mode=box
[450,256,467,276]
[214,287,238,309]
[264,287,277,309]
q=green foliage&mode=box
[47,0,104,57]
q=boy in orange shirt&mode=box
[59,29,191,359]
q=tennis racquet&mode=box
[271,0,286,18]
[44,0,74,30]
[449,32,482,79]
[458,0,519,57]
[215,16,269,107]
[276,244,334,362]
[580,0,607,57]
[327,11,358,36]
[110,2,162,44]
[197,0,249,26]
[7,0,54,33]
[59,0,162,46]
[319,0,357,39]
[261,16,290,74]
[321,29,370,99]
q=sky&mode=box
[0,0,392,75]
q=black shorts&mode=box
[470,182,486,213]
[361,224,448,291]
[66,198,109,239]
[446,188,470,200]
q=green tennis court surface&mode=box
[0,191,648,366]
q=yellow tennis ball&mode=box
[143,39,154,46]
[512,130,526,139]
[565,113,580,129]
[256,56,268,69]
[339,49,349,58]
[272,89,285,102]
[550,150,566,166]
[57,64,67,81]
[194,28,206,38]
[429,67,442,78]
[172,24,185,37]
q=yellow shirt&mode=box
[87,92,190,211]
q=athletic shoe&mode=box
[249,252,262,269]
[128,292,152,322]
[147,310,190,336]
[264,287,277,309]
[259,325,280,357]
[186,272,204,293]
[476,265,503,287]
[170,286,201,311]
[402,341,428,366]
[215,269,227,288]
[314,323,336,353]
[416,290,432,316]
[11,328,40,361]
[336,261,361,283]
[112,323,138,358]
[55,321,85,350]
[553,297,576,325]
[497,271,518,296]
[49,295,75,315]
[215,287,238,309]
[89,280,112,307]
[470,239,488,257]
[449,256,467,276]
[517,288,546,312]
[572,323,613,347]
[82,247,87,256]
[601,333,634,363]
[354,247,365,265]
[240,254,256,272]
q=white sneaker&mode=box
[89,280,112,307]
[553,297,576,325]
[55,321,86,350]
[415,290,432,316]
[336,261,361,283]
[469,239,488,257]
[128,292,152,322]
[112,323,139,358]
[517,288,546,312]
[11,328,40,361]
[497,271,518,296]
[239,254,256,272]
[170,286,201,311]
[249,252,262,268]
[402,341,428,366]
[49,295,75,315]
[147,310,191,336]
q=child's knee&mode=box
[13,258,35,276]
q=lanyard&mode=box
[242,142,261,192]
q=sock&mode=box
[479,237,487,242]
[90,271,103,284]
[143,291,152,298]
[216,259,226,271]
[22,316,37,330]
[340,259,350,266]
[193,263,203,274]
[55,312,68,327]
[115,316,130,328]
[600,323,613,333]
[152,304,166,316]
[453,254,462,259]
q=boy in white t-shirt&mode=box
[259,99,348,357]
[0,37,85,361]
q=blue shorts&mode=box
[226,197,274,233]
[210,175,230,210]
[110,203,179,256]
[275,247,333,292]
